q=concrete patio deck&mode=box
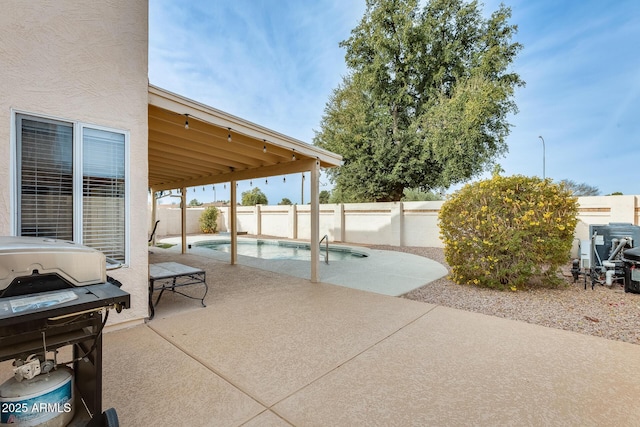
[98,250,640,426]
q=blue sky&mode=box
[149,0,640,204]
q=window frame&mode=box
[11,109,131,266]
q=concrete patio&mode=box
[97,250,640,426]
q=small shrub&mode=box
[199,206,219,233]
[439,174,578,290]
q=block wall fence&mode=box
[151,196,640,250]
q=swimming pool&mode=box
[195,239,368,261]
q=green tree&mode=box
[188,198,203,206]
[558,179,600,197]
[241,187,268,206]
[401,188,442,201]
[314,0,524,202]
[278,197,293,205]
[319,190,331,204]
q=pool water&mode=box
[195,239,368,261]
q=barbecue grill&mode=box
[0,236,130,426]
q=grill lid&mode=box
[0,236,106,292]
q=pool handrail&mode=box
[320,234,329,265]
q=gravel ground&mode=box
[370,245,640,345]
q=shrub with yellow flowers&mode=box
[439,174,578,290]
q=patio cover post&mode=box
[150,187,157,246]
[181,186,187,254]
[310,159,320,283]
[230,180,237,265]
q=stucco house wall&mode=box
[1,1,149,325]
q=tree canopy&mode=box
[241,187,268,206]
[558,179,600,197]
[319,190,331,204]
[401,188,442,201]
[314,0,524,202]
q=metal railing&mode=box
[320,234,329,265]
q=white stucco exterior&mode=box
[1,1,149,325]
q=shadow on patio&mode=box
[102,250,640,426]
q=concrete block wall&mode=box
[151,196,639,249]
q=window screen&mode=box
[82,128,126,262]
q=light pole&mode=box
[538,135,545,179]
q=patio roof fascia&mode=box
[148,84,342,192]
[154,159,319,191]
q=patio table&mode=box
[148,262,207,319]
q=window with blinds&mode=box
[17,116,74,240]
[16,114,128,263]
[83,128,126,262]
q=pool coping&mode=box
[155,235,448,296]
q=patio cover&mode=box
[148,84,342,282]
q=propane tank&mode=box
[0,367,74,426]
